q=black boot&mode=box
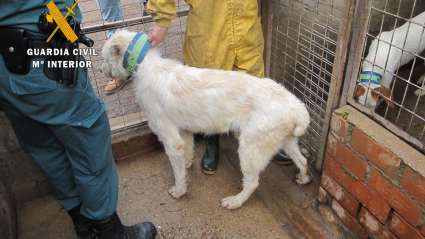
[201,134,220,174]
[273,149,293,165]
[67,204,97,239]
[91,212,156,239]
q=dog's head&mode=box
[354,71,395,110]
[354,84,395,110]
[101,29,138,79]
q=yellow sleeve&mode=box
[147,0,177,28]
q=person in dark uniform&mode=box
[0,1,156,238]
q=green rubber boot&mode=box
[201,134,220,175]
[273,149,293,165]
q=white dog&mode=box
[101,30,312,209]
[355,11,425,110]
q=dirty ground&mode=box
[17,136,354,239]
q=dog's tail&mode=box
[292,106,310,137]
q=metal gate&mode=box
[263,0,356,169]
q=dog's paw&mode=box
[413,88,425,97]
[221,196,243,210]
[295,169,313,185]
[186,157,193,169]
[417,75,425,85]
[168,185,186,198]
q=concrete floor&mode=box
[17,136,353,239]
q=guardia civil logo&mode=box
[45,0,79,43]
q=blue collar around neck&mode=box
[359,71,382,85]
[122,32,151,74]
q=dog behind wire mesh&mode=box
[355,11,425,110]
[101,29,312,209]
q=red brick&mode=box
[318,186,329,204]
[350,128,401,179]
[401,166,425,206]
[321,172,360,217]
[324,154,391,223]
[330,113,350,142]
[369,169,422,226]
[326,133,338,157]
[389,212,425,239]
[422,225,425,237]
[331,201,368,239]
[334,141,367,181]
[343,173,391,223]
[358,207,397,239]
[323,153,346,184]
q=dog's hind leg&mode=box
[155,126,189,198]
[179,129,194,168]
[281,137,312,185]
[221,137,277,209]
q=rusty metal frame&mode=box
[314,0,357,169]
[262,0,274,78]
[341,0,373,107]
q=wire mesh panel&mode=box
[345,0,425,151]
[269,0,349,168]
[78,0,189,132]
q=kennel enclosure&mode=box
[77,0,425,169]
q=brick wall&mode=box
[319,106,425,239]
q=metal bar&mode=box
[81,9,189,34]
[316,0,357,170]
[340,0,373,107]
[262,0,274,78]
[291,0,345,12]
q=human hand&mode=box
[148,25,169,47]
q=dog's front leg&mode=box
[163,138,189,198]
[221,146,264,209]
[221,171,260,210]
[179,129,194,169]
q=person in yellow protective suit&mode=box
[147,0,292,174]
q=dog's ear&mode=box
[354,84,365,98]
[374,86,395,108]
[110,44,123,57]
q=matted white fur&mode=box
[101,30,312,209]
